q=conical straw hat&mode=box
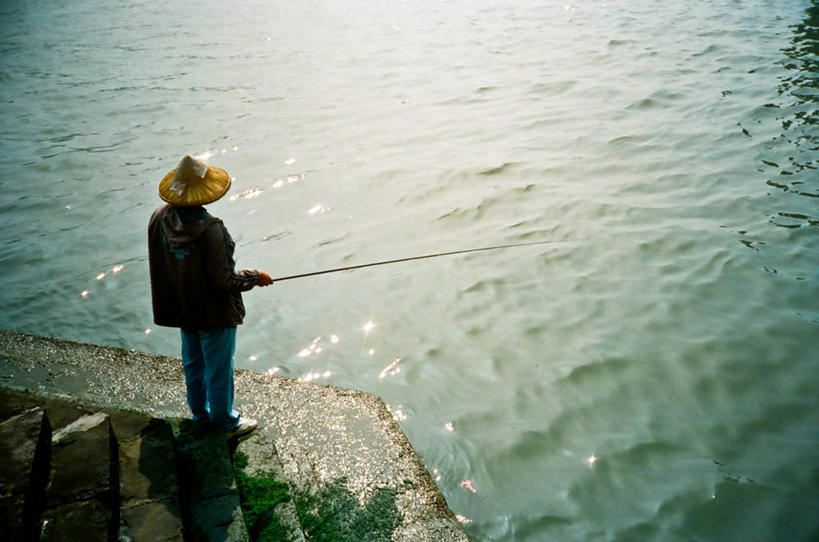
[158,155,231,206]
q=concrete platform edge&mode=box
[0,330,469,541]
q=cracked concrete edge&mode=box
[0,330,469,541]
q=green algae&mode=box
[294,477,402,542]
[232,451,291,541]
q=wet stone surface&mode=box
[0,330,468,541]
[0,407,51,541]
[176,420,248,541]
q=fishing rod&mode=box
[270,239,562,282]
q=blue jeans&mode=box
[180,327,239,431]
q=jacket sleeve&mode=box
[203,221,259,292]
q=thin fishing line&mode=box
[270,239,565,282]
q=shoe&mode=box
[225,417,258,439]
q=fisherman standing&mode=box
[148,155,273,438]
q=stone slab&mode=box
[41,499,112,542]
[176,420,238,503]
[189,493,249,542]
[119,499,184,542]
[0,406,51,541]
[119,418,179,508]
[231,432,306,542]
[48,412,118,508]
[175,420,247,541]
[0,388,89,432]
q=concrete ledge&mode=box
[0,330,468,541]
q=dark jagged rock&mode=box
[0,407,51,541]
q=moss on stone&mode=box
[294,477,402,542]
[231,451,291,541]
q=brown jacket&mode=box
[148,204,259,331]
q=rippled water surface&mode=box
[2,1,818,539]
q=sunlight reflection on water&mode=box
[1,0,817,540]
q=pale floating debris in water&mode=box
[587,454,597,466]
[266,367,280,376]
[456,515,473,525]
[444,422,454,432]
[379,357,402,379]
[80,290,89,297]
[432,468,441,482]
[230,188,263,201]
[362,320,376,334]
[369,348,376,356]
[285,157,296,165]
[232,145,239,151]
[221,148,227,154]
[144,328,152,335]
[330,334,340,344]
[249,354,258,361]
[65,205,72,210]
[307,203,329,215]
[461,480,477,493]
[273,173,304,189]
[112,265,124,273]
[96,273,106,280]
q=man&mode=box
[148,155,273,438]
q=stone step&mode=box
[1,389,269,542]
[41,411,119,541]
[0,407,51,541]
[1,332,471,541]
[115,414,184,542]
[230,433,306,542]
[174,420,249,541]
[0,388,186,541]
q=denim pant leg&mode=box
[199,327,240,431]
[180,328,209,421]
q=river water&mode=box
[1,1,817,539]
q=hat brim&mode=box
[158,165,231,206]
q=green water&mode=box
[1,1,817,539]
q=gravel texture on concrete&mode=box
[0,330,468,541]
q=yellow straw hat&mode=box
[158,155,232,206]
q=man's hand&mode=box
[257,271,274,287]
